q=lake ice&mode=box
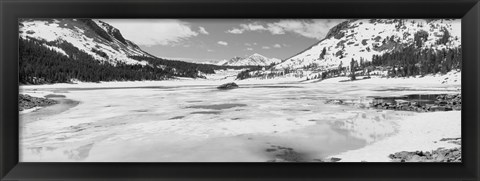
[19,77,461,162]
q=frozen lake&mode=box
[19,77,461,162]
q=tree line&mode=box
[316,46,461,80]
[371,46,461,77]
[20,39,177,84]
[19,38,264,84]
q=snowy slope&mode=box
[276,19,461,71]
[19,19,154,65]
[216,59,229,66]
[221,53,281,66]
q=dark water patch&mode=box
[231,118,241,120]
[53,90,70,93]
[266,148,277,152]
[45,94,66,98]
[132,109,149,113]
[169,116,185,120]
[186,100,203,103]
[56,137,69,141]
[20,98,80,124]
[190,111,221,115]
[369,94,445,107]
[298,96,327,100]
[375,88,458,92]
[242,85,303,89]
[186,103,247,110]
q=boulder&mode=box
[329,157,342,162]
[217,82,239,90]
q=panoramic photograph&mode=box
[19,19,461,162]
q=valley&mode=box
[18,18,462,162]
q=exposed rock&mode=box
[19,94,57,111]
[266,145,306,162]
[389,138,461,162]
[370,94,461,112]
[325,99,344,105]
[329,157,342,162]
[217,82,239,90]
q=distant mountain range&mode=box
[217,53,281,66]
[19,18,462,84]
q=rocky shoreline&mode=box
[19,94,57,111]
[389,138,461,162]
[370,94,461,112]
[325,94,461,113]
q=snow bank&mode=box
[330,111,461,162]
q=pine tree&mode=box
[350,58,356,80]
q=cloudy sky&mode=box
[101,19,346,63]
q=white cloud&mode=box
[266,24,285,34]
[226,22,266,34]
[266,19,346,39]
[262,46,270,49]
[273,44,282,48]
[199,26,209,35]
[226,28,244,34]
[100,19,200,46]
[244,43,252,46]
[246,47,253,51]
[240,23,266,31]
[207,49,214,52]
[217,41,228,46]
[225,19,346,39]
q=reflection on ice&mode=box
[186,103,247,110]
[190,111,222,115]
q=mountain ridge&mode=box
[20,18,154,66]
[219,53,281,66]
[275,19,461,71]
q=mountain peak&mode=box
[20,18,154,65]
[250,53,264,57]
[221,53,280,66]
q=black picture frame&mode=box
[1,0,479,180]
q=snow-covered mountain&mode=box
[220,53,281,66]
[275,19,461,71]
[215,59,229,66]
[19,18,154,65]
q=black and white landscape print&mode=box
[19,19,461,162]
